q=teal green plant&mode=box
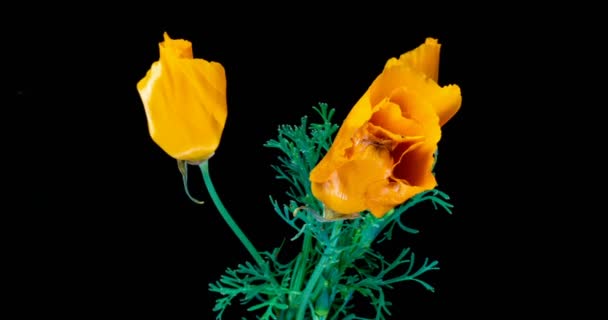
[186,103,453,319]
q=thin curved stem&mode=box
[199,161,266,267]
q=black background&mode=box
[7,5,581,319]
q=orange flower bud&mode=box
[310,38,461,218]
[137,32,227,162]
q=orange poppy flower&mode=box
[309,38,462,218]
[137,32,227,162]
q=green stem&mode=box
[296,221,342,320]
[199,161,266,268]
[291,231,312,295]
[280,228,312,319]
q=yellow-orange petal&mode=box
[366,123,424,146]
[310,90,375,182]
[369,99,419,136]
[387,87,442,145]
[137,34,227,161]
[388,87,438,128]
[311,156,392,215]
[365,180,427,217]
[370,64,461,127]
[367,94,439,146]
[435,84,461,126]
[385,37,441,82]
[160,32,194,59]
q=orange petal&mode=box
[366,123,424,146]
[385,37,441,82]
[388,87,438,126]
[392,140,437,189]
[365,180,427,217]
[370,64,461,127]
[387,87,442,145]
[431,84,461,127]
[312,124,396,216]
[310,90,374,182]
[369,99,419,136]
[312,156,392,215]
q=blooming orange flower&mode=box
[137,32,227,162]
[309,38,461,218]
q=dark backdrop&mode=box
[8,6,562,319]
